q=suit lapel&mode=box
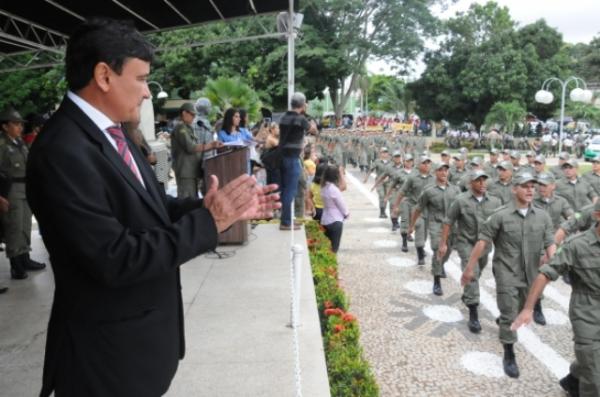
[60,98,171,224]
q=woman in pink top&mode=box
[320,165,349,253]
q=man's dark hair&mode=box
[222,108,239,134]
[66,18,154,91]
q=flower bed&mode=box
[305,221,379,397]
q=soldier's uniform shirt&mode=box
[583,171,600,196]
[521,164,534,175]
[417,183,461,276]
[400,172,434,246]
[483,161,499,180]
[449,166,467,186]
[170,122,202,198]
[533,194,574,231]
[370,158,391,208]
[445,192,502,305]
[389,167,414,232]
[541,228,600,396]
[555,177,597,210]
[479,202,554,344]
[487,179,513,205]
[549,164,565,181]
[560,203,595,236]
[0,134,31,258]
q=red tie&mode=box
[106,126,143,183]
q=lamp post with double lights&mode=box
[535,76,592,154]
[147,81,168,99]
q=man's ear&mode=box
[93,62,112,93]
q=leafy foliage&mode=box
[484,101,527,133]
[199,77,262,120]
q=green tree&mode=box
[569,35,600,83]
[565,101,600,128]
[484,100,527,133]
[200,77,262,120]
[367,75,407,113]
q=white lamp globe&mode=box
[581,89,593,103]
[570,87,585,102]
[535,90,550,104]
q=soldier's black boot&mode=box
[559,373,579,397]
[416,247,425,266]
[502,343,520,378]
[533,299,546,326]
[379,207,387,219]
[391,218,399,231]
[401,233,409,252]
[467,304,482,333]
[433,276,443,296]
[10,256,27,280]
[23,253,46,271]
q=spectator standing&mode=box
[278,92,317,230]
[320,165,349,253]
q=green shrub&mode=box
[428,141,447,153]
[305,221,379,397]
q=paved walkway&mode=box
[0,223,330,397]
[336,168,575,396]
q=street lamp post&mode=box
[535,76,592,154]
[147,81,168,99]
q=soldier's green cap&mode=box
[501,149,510,155]
[179,102,196,114]
[459,147,469,154]
[441,150,450,156]
[510,150,521,159]
[380,147,389,152]
[470,156,483,166]
[537,172,555,185]
[0,108,25,123]
[404,153,414,161]
[470,169,489,181]
[526,150,536,157]
[534,155,546,164]
[513,172,537,186]
[559,152,570,160]
[392,151,401,157]
[489,148,500,155]
[497,160,513,171]
[419,155,432,164]
[434,162,450,171]
[561,159,579,168]
[452,153,463,160]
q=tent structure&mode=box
[0,0,300,104]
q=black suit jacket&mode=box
[26,97,218,397]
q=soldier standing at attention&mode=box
[461,173,555,378]
[171,103,222,198]
[391,156,434,264]
[364,147,391,218]
[488,160,514,204]
[583,154,600,196]
[409,162,460,295]
[512,200,600,396]
[0,108,46,279]
[439,170,501,333]
[555,159,597,211]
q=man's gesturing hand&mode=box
[204,174,281,232]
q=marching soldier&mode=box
[0,108,46,279]
[549,152,570,181]
[532,155,546,177]
[364,147,391,218]
[583,154,600,196]
[439,170,502,333]
[372,151,403,230]
[555,159,597,211]
[449,153,467,186]
[461,173,555,378]
[409,162,460,295]
[488,160,514,204]
[383,154,415,241]
[483,148,500,180]
[512,200,600,396]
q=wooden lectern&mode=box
[203,146,249,244]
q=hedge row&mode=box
[305,221,379,397]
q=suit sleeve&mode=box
[27,146,218,288]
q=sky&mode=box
[367,0,600,77]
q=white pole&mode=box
[558,81,566,155]
[287,0,295,109]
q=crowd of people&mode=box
[313,127,600,395]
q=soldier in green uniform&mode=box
[384,154,414,241]
[171,103,222,198]
[488,160,514,204]
[409,163,460,295]
[372,151,404,229]
[449,154,467,186]
[555,159,597,210]
[462,173,555,378]
[392,156,434,263]
[439,170,502,333]
[458,157,484,192]
[412,131,427,158]
[0,108,46,279]
[532,155,545,177]
[549,152,570,181]
[364,147,391,218]
[522,150,536,174]
[509,150,524,177]
[483,148,500,180]
[583,154,600,196]
[512,200,600,396]
[440,150,451,166]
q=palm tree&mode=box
[484,100,527,134]
[199,77,262,120]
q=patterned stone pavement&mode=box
[334,168,575,397]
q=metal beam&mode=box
[155,32,285,52]
[208,0,226,20]
[44,0,86,21]
[0,10,67,53]
[162,0,191,24]
[111,0,160,30]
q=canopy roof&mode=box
[0,0,295,71]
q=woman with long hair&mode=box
[217,108,252,143]
[320,165,349,253]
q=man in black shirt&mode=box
[278,92,316,230]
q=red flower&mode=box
[342,313,356,322]
[333,324,345,333]
[324,308,344,317]
[324,300,334,309]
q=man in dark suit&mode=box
[26,18,279,397]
